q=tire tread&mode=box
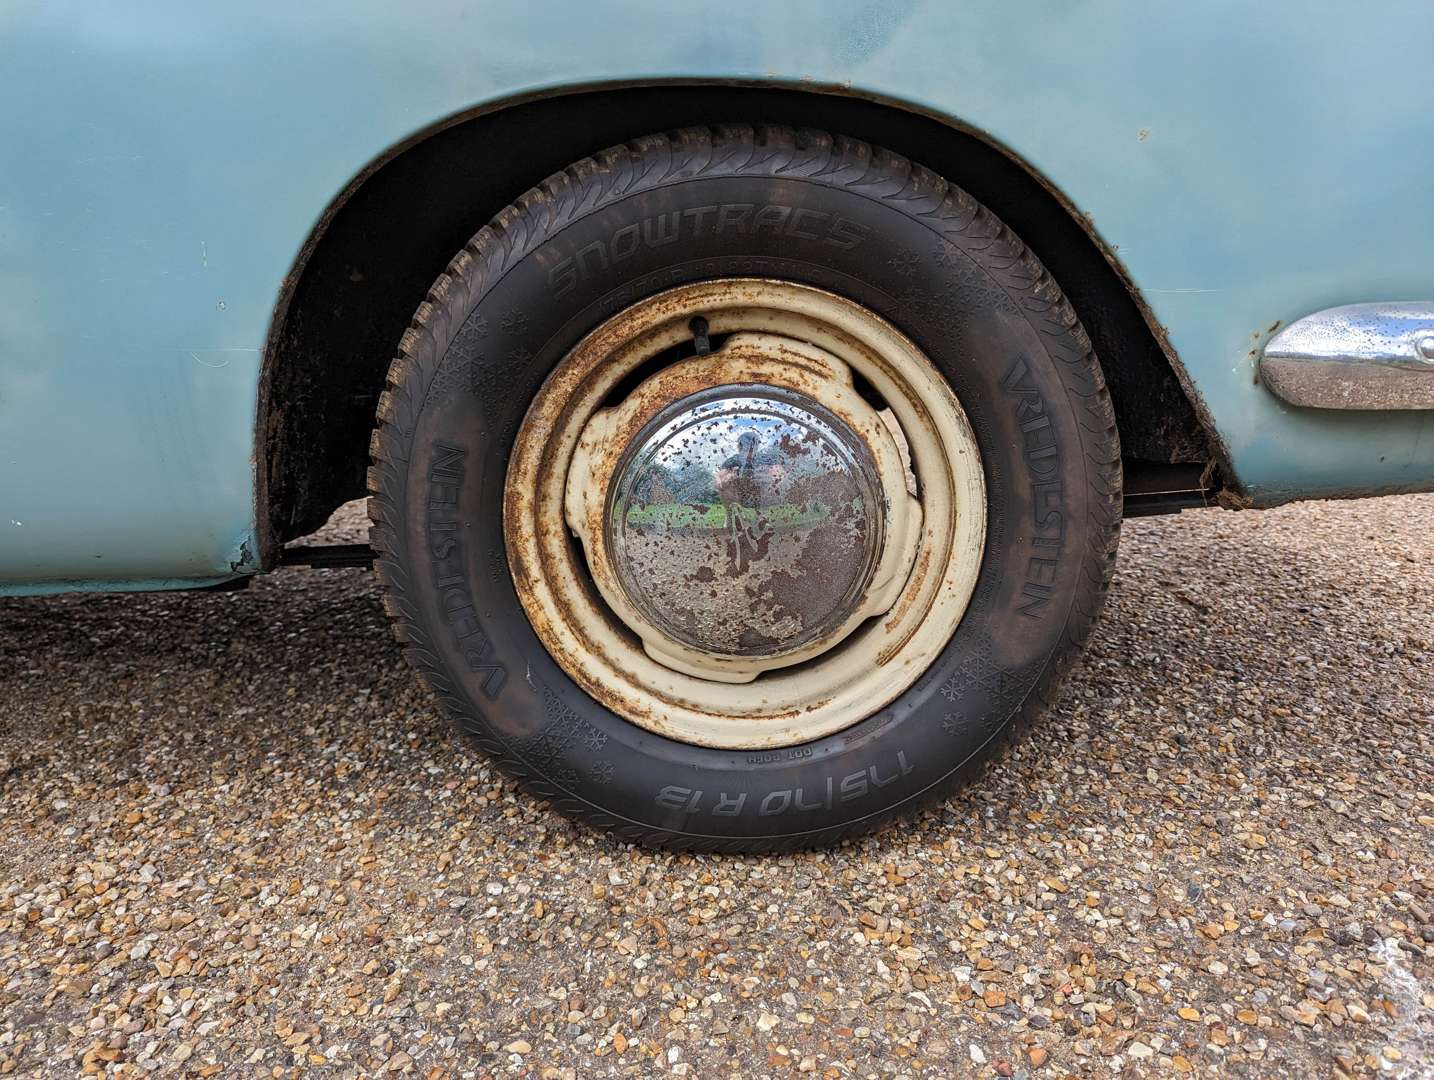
[367,125,1122,851]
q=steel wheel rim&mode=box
[505,279,986,750]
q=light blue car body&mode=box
[2,1,1432,594]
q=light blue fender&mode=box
[2,1,1433,593]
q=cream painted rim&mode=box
[504,279,986,749]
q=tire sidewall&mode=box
[386,140,1108,846]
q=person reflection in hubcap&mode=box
[714,428,785,574]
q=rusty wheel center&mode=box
[505,280,985,749]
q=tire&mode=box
[368,125,1121,851]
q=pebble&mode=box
[1,495,1431,1077]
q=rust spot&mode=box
[877,543,934,665]
[504,279,976,745]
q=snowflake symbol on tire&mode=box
[941,713,961,736]
[896,284,930,310]
[939,634,1021,704]
[932,242,962,270]
[425,357,477,405]
[520,683,609,773]
[959,653,1006,697]
[591,761,615,785]
[470,313,490,337]
[889,249,921,276]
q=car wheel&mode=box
[368,125,1121,851]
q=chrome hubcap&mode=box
[565,331,922,683]
[606,384,885,662]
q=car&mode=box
[3,3,1432,850]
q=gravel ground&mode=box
[2,495,1432,1079]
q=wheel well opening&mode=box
[257,84,1214,563]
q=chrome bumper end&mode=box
[1260,302,1434,410]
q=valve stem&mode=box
[690,316,712,356]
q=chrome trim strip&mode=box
[1261,302,1434,410]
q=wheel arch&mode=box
[255,81,1219,566]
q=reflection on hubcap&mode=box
[606,385,884,660]
[565,329,924,685]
